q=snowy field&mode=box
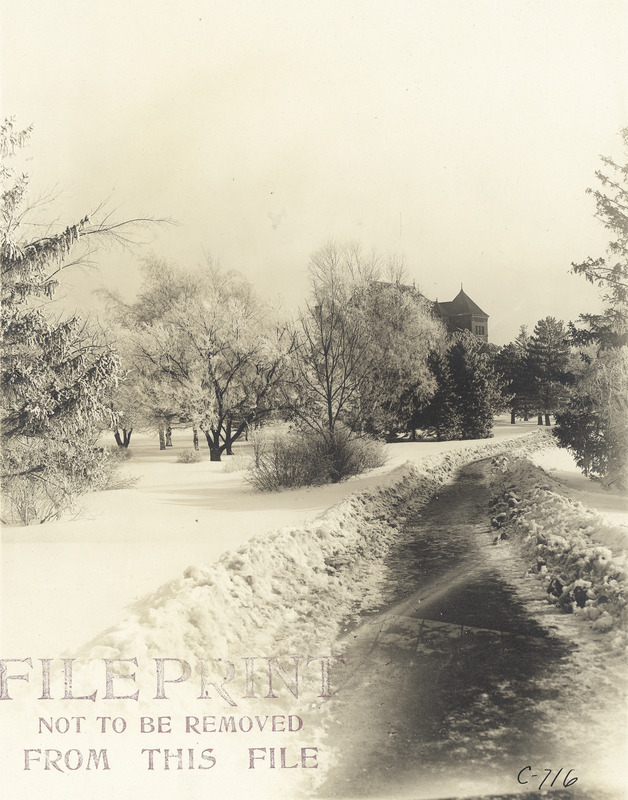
[1,416,555,655]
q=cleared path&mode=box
[320,459,589,800]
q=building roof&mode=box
[435,288,488,318]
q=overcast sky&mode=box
[3,0,627,344]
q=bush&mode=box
[323,424,386,482]
[248,431,328,491]
[247,425,385,491]
[3,477,71,526]
[177,449,203,464]
[101,446,137,490]
[1,439,119,525]
[222,452,251,473]
[107,445,134,462]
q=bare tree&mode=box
[288,242,444,440]
[291,296,371,435]
[286,242,377,436]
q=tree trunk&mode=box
[122,428,132,447]
[544,413,551,426]
[165,426,173,446]
[158,426,166,450]
[537,414,543,426]
[193,427,199,451]
[114,430,123,447]
[224,418,250,456]
[225,420,234,455]
[203,429,222,462]
[510,409,516,424]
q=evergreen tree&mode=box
[571,127,628,334]
[555,129,628,488]
[414,332,503,440]
[526,317,572,425]
[448,332,504,439]
[0,120,130,523]
[494,328,535,423]
[411,349,462,440]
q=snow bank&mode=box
[489,455,628,647]
[81,430,552,667]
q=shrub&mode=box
[247,431,324,491]
[103,474,139,491]
[107,445,134,462]
[177,449,203,464]
[247,425,385,491]
[222,452,251,473]
[324,424,385,482]
[1,439,119,525]
[100,446,137,490]
[3,476,71,526]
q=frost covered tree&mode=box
[0,119,149,523]
[102,259,201,450]
[110,381,136,448]
[356,281,445,439]
[108,258,291,460]
[554,129,628,488]
[290,242,447,442]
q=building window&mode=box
[475,325,485,335]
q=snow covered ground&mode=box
[530,446,628,533]
[1,416,543,654]
[1,418,626,799]
[0,422,552,800]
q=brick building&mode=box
[434,286,489,342]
